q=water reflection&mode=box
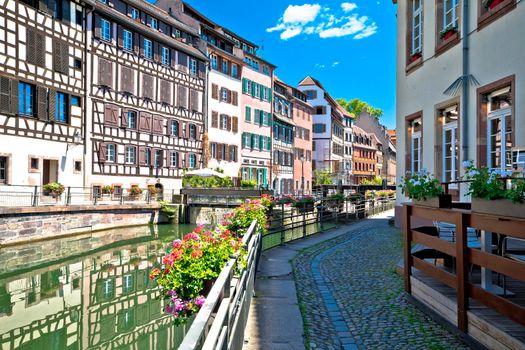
[0,224,194,350]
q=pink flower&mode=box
[195,296,206,307]
[184,232,200,241]
[149,268,161,280]
[172,239,182,248]
[163,254,174,266]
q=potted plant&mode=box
[43,182,65,202]
[483,0,505,10]
[463,161,525,219]
[128,186,143,200]
[293,195,315,213]
[439,25,457,41]
[101,185,114,200]
[400,170,451,208]
[409,51,422,63]
[240,179,257,189]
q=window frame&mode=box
[127,110,137,129]
[487,107,512,171]
[101,18,111,42]
[123,29,133,51]
[55,91,68,123]
[190,59,197,76]
[106,143,116,162]
[411,130,422,173]
[442,120,458,185]
[0,156,7,184]
[411,0,423,55]
[170,120,179,136]
[143,38,153,59]
[125,146,136,164]
[161,47,170,66]
[18,82,35,117]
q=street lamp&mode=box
[300,154,305,195]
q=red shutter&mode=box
[212,111,218,128]
[232,116,238,133]
[217,144,223,161]
[185,123,190,139]
[178,121,184,138]
[99,143,107,163]
[121,109,129,127]
[185,153,190,168]
[139,147,147,165]
[178,152,184,168]
[227,116,232,132]
[232,91,238,106]
[152,115,164,134]
[139,112,152,133]
[227,89,232,104]
[212,84,218,100]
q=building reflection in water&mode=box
[0,224,194,349]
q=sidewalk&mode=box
[243,210,469,350]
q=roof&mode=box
[298,76,351,118]
[298,76,326,90]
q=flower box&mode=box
[295,202,314,213]
[442,30,456,41]
[487,0,505,10]
[413,194,452,209]
[471,198,525,219]
[409,52,422,63]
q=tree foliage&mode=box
[336,98,384,119]
[314,169,333,187]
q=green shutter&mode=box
[245,106,251,122]
[262,168,267,187]
[242,133,246,148]
[253,109,258,125]
[260,110,264,125]
[268,88,272,102]
[259,86,264,100]
[242,79,248,94]
[251,134,255,149]
[259,135,263,151]
[251,82,256,97]
[266,136,271,151]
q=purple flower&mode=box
[195,296,206,307]
[165,304,174,314]
[174,299,184,312]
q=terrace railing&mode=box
[0,184,178,207]
[403,204,525,332]
[179,220,261,350]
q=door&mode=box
[42,159,59,185]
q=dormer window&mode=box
[150,18,158,30]
[130,8,139,20]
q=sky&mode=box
[182,0,398,128]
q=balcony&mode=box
[403,203,525,349]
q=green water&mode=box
[0,224,195,350]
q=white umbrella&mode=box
[185,168,227,178]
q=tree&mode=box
[314,169,333,187]
[336,98,384,119]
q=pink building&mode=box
[291,87,313,194]
[240,52,275,188]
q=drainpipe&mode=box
[83,3,95,188]
[461,0,469,168]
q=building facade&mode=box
[86,0,207,193]
[298,76,345,184]
[352,125,381,184]
[394,0,525,221]
[272,79,294,195]
[343,115,354,184]
[0,0,88,188]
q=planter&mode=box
[409,52,422,63]
[413,194,452,209]
[295,202,314,213]
[443,30,456,41]
[471,198,525,219]
[488,0,505,10]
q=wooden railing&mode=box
[179,220,261,350]
[403,204,525,332]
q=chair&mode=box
[502,237,525,296]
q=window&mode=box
[143,39,153,59]
[150,18,158,29]
[170,120,179,136]
[305,90,317,99]
[101,19,111,42]
[30,157,39,170]
[441,106,459,183]
[232,64,238,77]
[144,148,150,165]
[221,60,228,74]
[443,0,459,30]
[127,111,137,128]
[171,152,178,167]
[106,144,116,162]
[189,124,196,140]
[410,118,422,173]
[130,8,139,20]
[123,30,133,51]
[18,82,35,117]
[123,274,134,294]
[411,0,423,55]
[210,54,217,70]
[230,146,237,162]
[245,106,251,122]
[154,149,162,168]
[263,65,269,75]
[313,123,326,133]
[71,96,81,107]
[221,88,228,102]
[56,92,68,123]
[74,160,82,172]
[161,47,170,65]
[211,143,217,159]
[314,106,325,115]
[125,146,136,164]
[188,154,196,168]
[220,115,228,130]
[190,59,197,76]
[487,88,512,171]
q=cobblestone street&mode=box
[292,212,470,350]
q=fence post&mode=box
[280,203,285,245]
[403,204,412,294]
[302,203,307,238]
[66,187,71,206]
[32,186,38,207]
[335,200,339,224]
[456,211,469,332]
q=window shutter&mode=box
[259,135,264,151]
[117,25,124,47]
[121,108,129,127]
[99,143,107,163]
[245,106,251,122]
[94,15,101,38]
[139,112,152,133]
[212,111,218,128]
[251,82,256,97]
[177,85,187,108]
[139,147,147,165]
[35,32,46,68]
[0,77,11,114]
[160,79,171,104]
[152,115,164,134]
[134,33,140,54]
[142,74,153,99]
[139,35,144,56]
[242,79,247,94]
[242,133,246,148]
[178,122,184,138]
[178,152,184,168]
[185,153,190,168]
[8,79,18,115]
[53,39,62,73]
[196,125,201,140]
[153,41,159,62]
[167,151,173,168]
[198,61,206,79]
[267,136,271,151]
[48,89,56,121]
[26,30,36,66]
[178,52,188,68]
[232,91,238,106]
[185,123,190,139]
[227,89,232,104]
[212,84,218,100]
[121,66,134,93]
[99,58,113,88]
[217,144,223,161]
[232,116,238,133]
[171,49,178,67]
[190,89,198,111]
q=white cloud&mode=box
[282,4,321,24]
[341,2,357,12]
[315,63,326,69]
[332,61,340,67]
[267,2,378,41]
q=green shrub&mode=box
[182,175,234,188]
[43,182,65,196]
[240,179,257,188]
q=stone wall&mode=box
[189,206,232,226]
[0,204,176,245]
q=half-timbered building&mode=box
[86,0,207,192]
[0,0,89,187]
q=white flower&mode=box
[503,170,514,178]
[468,169,479,177]
[420,168,428,176]
[413,180,421,186]
[462,160,473,168]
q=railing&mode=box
[403,204,525,333]
[182,188,273,206]
[179,220,261,350]
[263,196,396,250]
[0,184,178,207]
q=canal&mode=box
[0,223,195,350]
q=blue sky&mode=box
[182,0,397,128]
